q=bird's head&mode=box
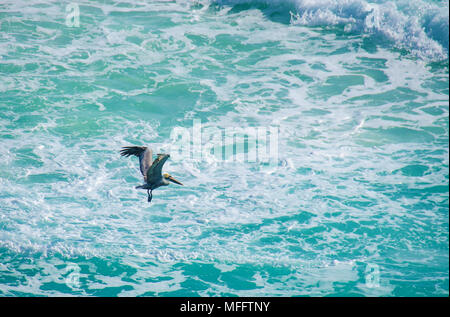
[163,173,183,186]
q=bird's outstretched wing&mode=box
[120,146,153,181]
[146,154,170,184]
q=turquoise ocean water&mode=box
[0,0,448,296]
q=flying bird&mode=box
[120,146,183,203]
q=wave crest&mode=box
[214,0,449,61]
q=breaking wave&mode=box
[214,0,449,60]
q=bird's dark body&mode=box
[136,180,168,190]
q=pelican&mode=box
[120,146,183,203]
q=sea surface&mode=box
[0,0,448,296]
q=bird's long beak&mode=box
[168,176,183,185]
